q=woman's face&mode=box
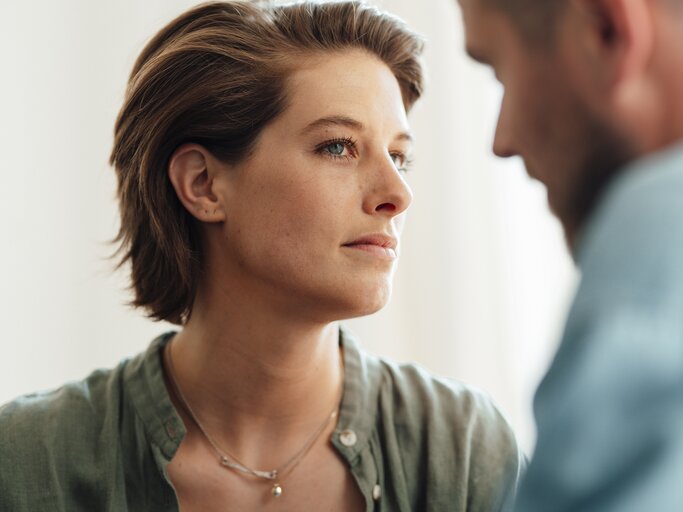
[208,49,414,321]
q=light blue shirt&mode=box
[515,143,683,512]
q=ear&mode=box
[569,0,654,97]
[168,143,227,223]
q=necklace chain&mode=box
[165,339,342,497]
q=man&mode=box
[458,0,683,510]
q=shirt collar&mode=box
[334,325,381,461]
[574,140,683,264]
[123,331,184,463]
[122,326,380,465]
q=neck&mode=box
[167,283,343,447]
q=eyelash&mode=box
[390,152,414,174]
[315,137,358,162]
[314,137,414,173]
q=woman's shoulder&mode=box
[378,357,499,413]
[0,361,133,507]
[374,355,519,452]
[0,364,125,456]
[342,328,520,454]
[356,348,524,510]
[0,365,136,488]
[0,334,175,510]
[0,334,169,445]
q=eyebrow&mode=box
[301,115,414,143]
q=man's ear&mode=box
[168,143,227,223]
[569,0,654,99]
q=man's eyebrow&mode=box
[301,114,414,143]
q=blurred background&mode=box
[0,0,576,453]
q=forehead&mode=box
[458,0,517,59]
[280,50,409,132]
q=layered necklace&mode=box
[165,339,342,499]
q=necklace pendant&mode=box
[253,468,278,480]
[272,483,283,498]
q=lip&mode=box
[342,234,398,260]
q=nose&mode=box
[492,95,516,158]
[363,153,413,217]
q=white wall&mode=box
[0,0,576,453]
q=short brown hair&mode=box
[110,1,425,325]
[483,0,564,42]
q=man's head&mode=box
[481,0,564,42]
[459,0,683,247]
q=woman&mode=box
[0,2,522,511]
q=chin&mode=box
[299,273,394,321]
[338,283,392,320]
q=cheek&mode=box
[521,83,573,158]
[499,78,540,144]
[229,170,347,265]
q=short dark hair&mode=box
[484,0,564,42]
[110,1,425,325]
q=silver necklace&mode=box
[165,339,341,498]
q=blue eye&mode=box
[326,142,346,156]
[315,137,357,160]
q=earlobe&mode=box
[168,143,227,223]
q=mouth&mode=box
[342,234,398,260]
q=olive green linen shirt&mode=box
[0,328,523,511]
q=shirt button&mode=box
[372,484,382,501]
[165,421,178,440]
[339,429,357,447]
